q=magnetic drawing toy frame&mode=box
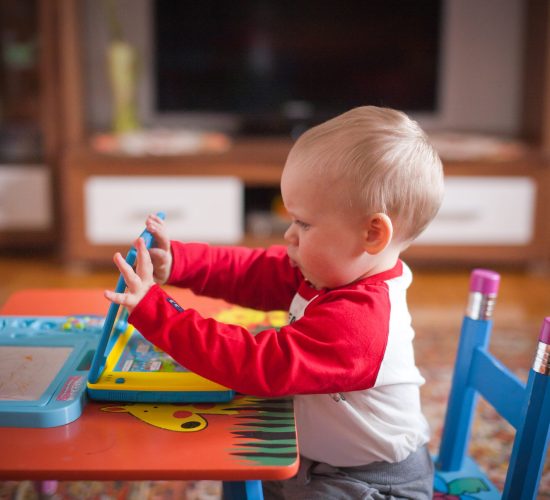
[86,212,235,403]
[0,316,100,428]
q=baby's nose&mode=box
[283,224,296,243]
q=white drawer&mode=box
[84,176,244,244]
[0,165,52,230]
[416,176,535,245]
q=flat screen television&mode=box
[83,0,524,137]
[153,0,442,135]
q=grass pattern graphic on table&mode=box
[227,397,297,467]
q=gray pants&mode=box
[262,445,434,500]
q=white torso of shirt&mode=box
[288,264,430,466]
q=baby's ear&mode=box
[363,213,393,255]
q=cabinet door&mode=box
[416,176,535,245]
[84,176,244,244]
[0,166,52,230]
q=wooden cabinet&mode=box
[0,0,59,249]
[60,139,550,267]
[51,0,550,267]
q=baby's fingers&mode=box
[135,237,154,282]
[104,289,131,306]
[146,214,170,252]
[147,213,164,224]
[113,252,141,290]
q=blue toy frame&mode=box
[0,316,102,428]
[88,212,166,384]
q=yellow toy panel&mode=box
[87,325,234,403]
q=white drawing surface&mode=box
[0,346,73,401]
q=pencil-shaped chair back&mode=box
[436,269,550,499]
[437,269,502,471]
[502,317,550,499]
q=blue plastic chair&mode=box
[434,269,550,499]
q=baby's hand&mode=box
[104,237,155,313]
[145,213,173,285]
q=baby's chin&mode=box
[289,260,335,290]
[304,275,323,290]
[292,263,320,289]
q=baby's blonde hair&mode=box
[288,106,444,244]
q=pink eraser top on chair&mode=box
[469,269,500,294]
[539,317,550,345]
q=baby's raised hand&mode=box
[145,213,173,284]
[104,237,155,313]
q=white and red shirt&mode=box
[129,243,430,466]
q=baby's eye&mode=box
[294,219,311,230]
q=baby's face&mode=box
[280,159,372,289]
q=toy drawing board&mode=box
[0,315,103,427]
[87,213,235,403]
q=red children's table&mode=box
[0,288,298,498]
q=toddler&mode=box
[105,106,444,499]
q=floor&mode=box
[1,251,550,498]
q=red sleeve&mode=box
[167,242,302,311]
[128,283,390,397]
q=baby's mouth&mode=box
[287,252,299,268]
[286,249,296,266]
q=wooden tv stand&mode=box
[60,136,550,267]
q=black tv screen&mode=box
[154,0,442,134]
